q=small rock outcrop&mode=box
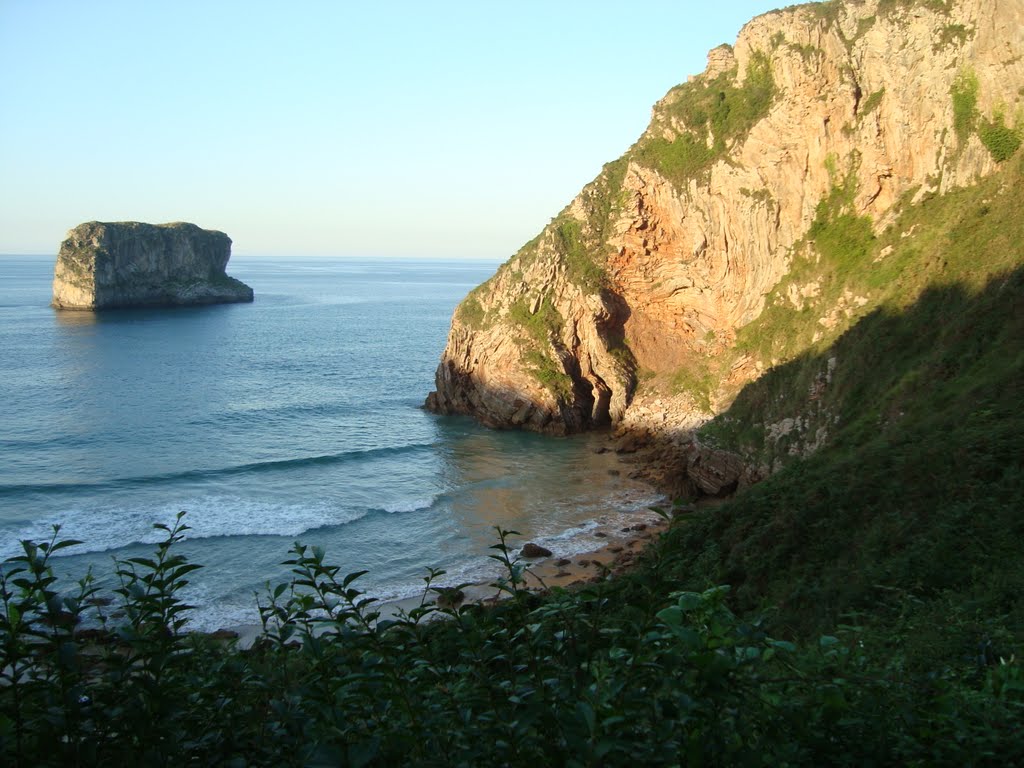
[52,221,254,310]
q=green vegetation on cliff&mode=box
[671,153,1024,705]
[553,218,605,292]
[507,296,575,399]
[877,0,953,16]
[951,67,1023,162]
[709,148,1024,461]
[952,68,980,141]
[633,52,776,187]
[455,293,487,329]
[979,110,1023,162]
[548,156,630,294]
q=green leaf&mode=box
[675,592,704,612]
[58,640,77,667]
[576,700,596,734]
[342,570,369,588]
[768,639,797,653]
[656,606,683,627]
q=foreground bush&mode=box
[2,513,1022,767]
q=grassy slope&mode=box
[641,151,1024,668]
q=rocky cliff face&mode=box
[52,221,254,310]
[427,0,1024,444]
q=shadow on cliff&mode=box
[560,288,636,430]
[651,264,1024,636]
[706,263,1023,467]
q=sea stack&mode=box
[51,221,254,310]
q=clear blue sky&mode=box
[1,1,788,258]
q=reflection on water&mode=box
[434,420,644,551]
[53,309,98,327]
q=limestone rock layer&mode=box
[426,0,1024,435]
[52,221,254,310]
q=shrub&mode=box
[978,111,1022,162]
[3,519,1023,766]
[554,217,605,292]
[520,347,573,399]
[457,295,486,329]
[633,135,716,186]
[669,358,715,412]
[951,68,979,141]
[859,88,884,117]
[508,295,563,344]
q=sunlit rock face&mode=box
[427,0,1023,436]
[52,221,254,310]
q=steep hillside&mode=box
[639,148,1024,642]
[426,0,1024,463]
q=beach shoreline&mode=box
[221,509,672,649]
[215,430,689,648]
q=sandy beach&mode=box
[409,511,670,609]
[222,510,671,649]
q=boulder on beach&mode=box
[521,542,553,558]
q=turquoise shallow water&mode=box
[0,255,660,630]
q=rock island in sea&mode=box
[51,221,254,310]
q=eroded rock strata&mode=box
[52,221,253,310]
[427,0,1024,486]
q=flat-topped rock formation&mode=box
[52,221,254,310]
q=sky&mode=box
[0,1,788,259]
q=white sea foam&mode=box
[0,496,367,560]
[379,495,442,515]
[178,583,266,633]
[59,485,668,634]
[364,487,667,609]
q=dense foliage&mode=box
[4,456,1023,768]
[950,67,1022,162]
[978,112,1023,163]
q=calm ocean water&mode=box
[0,255,660,630]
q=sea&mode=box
[0,255,662,631]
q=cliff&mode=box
[427,0,1024,461]
[52,221,254,310]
